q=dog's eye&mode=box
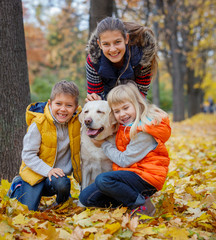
[84,110,89,114]
[97,110,104,114]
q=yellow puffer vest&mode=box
[19,102,82,186]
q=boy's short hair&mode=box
[50,80,79,105]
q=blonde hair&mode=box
[107,82,168,139]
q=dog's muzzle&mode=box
[86,127,104,138]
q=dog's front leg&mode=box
[91,166,101,184]
[81,165,91,190]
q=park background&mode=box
[0,0,216,239]
[23,0,216,116]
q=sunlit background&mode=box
[22,0,216,117]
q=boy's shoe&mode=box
[7,175,22,197]
[130,197,156,217]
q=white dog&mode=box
[79,100,117,190]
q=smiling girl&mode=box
[85,17,158,102]
[79,82,171,217]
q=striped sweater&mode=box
[86,30,157,100]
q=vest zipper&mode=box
[116,47,131,86]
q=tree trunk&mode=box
[179,2,203,119]
[170,38,185,121]
[152,2,160,107]
[0,0,30,181]
[152,72,160,107]
[165,1,185,121]
[89,0,114,36]
[187,69,203,117]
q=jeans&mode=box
[11,175,71,211]
[79,171,157,209]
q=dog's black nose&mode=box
[84,118,92,126]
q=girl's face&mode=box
[112,101,136,125]
[97,30,129,68]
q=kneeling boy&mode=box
[8,80,82,211]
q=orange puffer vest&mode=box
[113,118,171,190]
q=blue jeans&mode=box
[79,171,157,209]
[11,176,71,211]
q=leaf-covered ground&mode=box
[0,113,216,240]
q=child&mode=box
[85,17,158,102]
[79,82,171,216]
[7,80,82,211]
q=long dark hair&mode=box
[96,17,158,78]
[96,17,128,41]
[123,21,158,76]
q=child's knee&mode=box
[95,173,110,190]
[53,176,71,192]
[79,191,88,206]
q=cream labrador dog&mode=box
[79,100,117,190]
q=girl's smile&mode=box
[112,101,136,125]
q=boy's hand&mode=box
[91,138,105,148]
[85,93,102,102]
[48,168,65,181]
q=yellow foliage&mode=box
[201,72,216,102]
[0,113,216,239]
[164,227,189,240]
[104,222,121,234]
[12,214,28,225]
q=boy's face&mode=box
[48,93,78,123]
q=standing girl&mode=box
[79,82,171,216]
[86,17,158,102]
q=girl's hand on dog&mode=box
[48,168,65,181]
[85,93,102,102]
[91,138,105,147]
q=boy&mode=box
[7,80,82,211]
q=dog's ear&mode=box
[109,110,119,133]
[79,110,84,124]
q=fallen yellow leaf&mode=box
[104,222,121,234]
[164,227,189,240]
[12,213,28,225]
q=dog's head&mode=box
[79,100,117,140]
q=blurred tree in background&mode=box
[23,0,87,104]
[46,1,87,102]
[22,0,216,120]
[89,0,114,35]
[156,0,216,120]
[115,0,216,120]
